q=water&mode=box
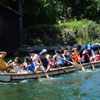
[1,69,100,100]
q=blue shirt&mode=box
[55,56,64,65]
[26,62,35,72]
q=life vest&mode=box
[72,53,80,62]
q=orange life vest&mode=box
[72,53,80,62]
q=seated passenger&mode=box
[53,50,64,67]
[72,48,80,62]
[81,49,89,63]
[23,56,29,70]
[39,52,50,72]
[24,57,35,73]
[29,49,39,67]
[48,55,57,68]
[94,51,100,61]
[62,49,72,66]
[0,51,10,73]
[9,57,21,73]
[42,49,50,59]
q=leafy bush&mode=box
[27,19,100,46]
[78,21,100,44]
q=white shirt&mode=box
[13,66,20,73]
[31,54,39,66]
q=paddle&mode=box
[60,56,85,70]
[7,59,12,64]
[69,53,85,71]
[78,61,85,71]
[61,48,85,71]
[76,54,86,71]
[39,59,50,79]
[87,53,95,70]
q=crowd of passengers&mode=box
[0,45,100,73]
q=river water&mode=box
[0,69,100,100]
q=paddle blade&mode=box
[72,62,85,71]
[81,66,85,71]
[45,73,50,79]
[91,63,95,70]
[72,62,82,69]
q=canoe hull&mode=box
[0,61,100,82]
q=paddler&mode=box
[0,51,10,73]
[72,48,80,62]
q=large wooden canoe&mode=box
[0,61,100,82]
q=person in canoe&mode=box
[48,55,57,68]
[29,49,40,67]
[23,56,29,70]
[0,51,10,73]
[72,48,80,62]
[37,51,50,72]
[81,47,90,63]
[62,49,72,66]
[24,57,36,73]
[53,50,65,67]
[94,51,100,61]
[42,49,50,59]
[9,57,21,73]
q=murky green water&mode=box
[0,69,100,100]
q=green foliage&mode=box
[57,19,89,29]
[78,21,100,44]
[1,0,100,46]
[27,19,100,46]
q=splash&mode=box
[20,80,28,83]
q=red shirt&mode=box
[49,59,55,67]
[95,55,100,61]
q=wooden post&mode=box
[18,0,26,46]
[18,0,23,31]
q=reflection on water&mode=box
[1,69,100,100]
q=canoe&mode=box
[0,61,100,82]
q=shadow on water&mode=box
[1,68,100,100]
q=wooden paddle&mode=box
[68,53,85,71]
[60,56,85,71]
[61,50,85,71]
[87,54,95,70]
[78,61,85,71]
[39,59,50,79]
[76,54,86,71]
[7,59,12,64]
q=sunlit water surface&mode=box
[1,69,100,100]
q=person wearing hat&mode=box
[42,49,50,59]
[35,51,50,72]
